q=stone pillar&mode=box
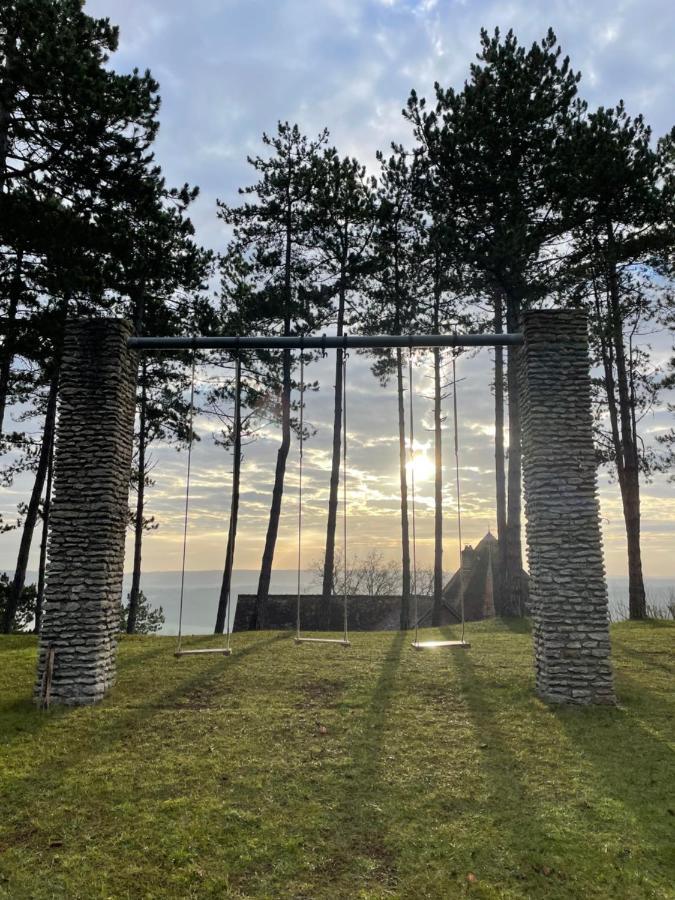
[520,310,615,705]
[35,320,136,706]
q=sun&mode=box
[406,450,434,482]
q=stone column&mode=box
[35,320,136,706]
[520,310,615,705]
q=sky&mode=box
[2,0,674,582]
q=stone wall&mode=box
[234,594,434,632]
[520,310,615,705]
[34,320,136,706]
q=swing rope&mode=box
[295,341,350,647]
[176,348,197,655]
[175,348,234,658]
[296,343,305,642]
[409,345,419,645]
[342,339,349,644]
[224,351,242,652]
[409,341,469,651]
[452,341,466,644]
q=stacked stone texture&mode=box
[520,310,615,705]
[34,320,136,706]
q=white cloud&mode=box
[2,0,673,580]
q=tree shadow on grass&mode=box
[552,700,675,876]
[611,641,675,678]
[0,635,38,653]
[0,633,287,804]
[438,623,535,704]
[317,630,406,887]
[107,632,289,712]
[2,636,185,721]
[0,636,183,742]
[451,623,674,890]
[348,629,406,783]
[448,648,590,888]
[535,625,675,890]
[496,616,532,634]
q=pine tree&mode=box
[362,148,425,629]
[0,572,36,632]
[210,253,281,635]
[554,103,674,619]
[1,201,96,634]
[304,148,375,608]
[411,152,467,627]
[0,1,211,632]
[106,186,212,635]
[0,0,161,433]
[217,123,330,628]
[406,28,581,616]
[118,590,165,634]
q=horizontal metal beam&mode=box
[127,332,523,351]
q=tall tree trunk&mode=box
[215,359,242,634]
[34,424,55,634]
[2,369,58,633]
[252,173,295,630]
[605,235,646,618]
[396,348,411,629]
[0,45,13,190]
[619,466,644,618]
[0,249,23,435]
[252,348,291,629]
[126,356,147,634]
[504,295,523,617]
[322,273,347,602]
[493,292,507,614]
[431,346,443,626]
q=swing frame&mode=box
[151,331,512,652]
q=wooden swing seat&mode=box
[174,648,232,657]
[294,637,351,647]
[411,640,470,650]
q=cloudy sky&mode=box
[2,0,674,581]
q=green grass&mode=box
[1,620,673,899]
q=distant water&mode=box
[121,570,674,635]
[122,569,317,635]
[10,569,673,635]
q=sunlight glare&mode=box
[406,450,434,482]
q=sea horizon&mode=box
[124,569,675,635]
[11,569,674,636]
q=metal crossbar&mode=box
[128,333,522,351]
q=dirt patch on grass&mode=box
[298,679,346,709]
[414,680,469,711]
[0,827,38,853]
[315,834,398,889]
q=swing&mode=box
[175,348,233,657]
[411,341,470,650]
[295,339,350,647]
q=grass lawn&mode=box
[0,620,673,899]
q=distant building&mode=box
[425,530,529,624]
[234,531,529,631]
